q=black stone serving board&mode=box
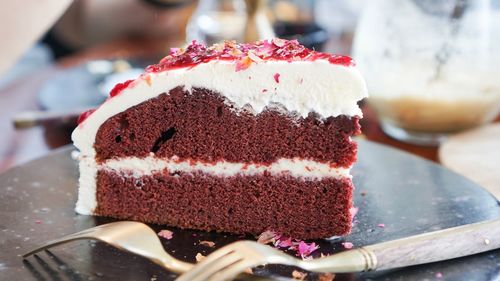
[0,140,499,281]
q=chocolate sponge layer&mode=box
[94,87,360,167]
[96,170,353,239]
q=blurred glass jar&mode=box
[353,0,500,146]
[186,0,247,45]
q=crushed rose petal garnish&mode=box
[79,39,354,123]
[297,241,319,259]
[257,230,320,259]
[273,73,280,83]
[377,223,386,228]
[146,39,354,73]
[349,206,359,218]
[342,242,354,249]
[77,109,96,125]
[435,272,443,279]
[199,240,215,247]
[157,229,173,240]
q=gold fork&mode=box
[22,221,279,280]
[23,221,192,274]
[176,217,500,281]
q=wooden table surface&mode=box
[0,38,495,173]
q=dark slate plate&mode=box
[0,140,499,281]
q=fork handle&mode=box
[364,217,500,270]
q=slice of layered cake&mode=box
[72,39,367,239]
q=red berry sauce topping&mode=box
[109,79,134,97]
[146,38,354,73]
[77,109,96,125]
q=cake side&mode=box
[96,170,354,239]
[72,39,368,238]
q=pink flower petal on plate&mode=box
[157,229,173,240]
[277,237,293,248]
[297,241,319,258]
[377,223,386,228]
[349,206,359,218]
[342,242,354,249]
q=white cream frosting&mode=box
[102,156,351,179]
[73,59,367,215]
[72,60,367,156]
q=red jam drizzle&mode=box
[146,38,354,73]
[77,109,96,125]
[109,79,134,97]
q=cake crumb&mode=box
[291,270,307,280]
[318,273,336,281]
[157,229,173,240]
[199,240,215,247]
[342,242,354,249]
[484,239,490,245]
[244,267,253,274]
[435,272,443,279]
[195,253,205,262]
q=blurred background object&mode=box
[352,0,500,146]
[0,0,72,76]
[1,0,499,178]
[187,0,248,44]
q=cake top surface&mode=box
[73,39,368,154]
[146,39,354,73]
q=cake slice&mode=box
[72,39,368,239]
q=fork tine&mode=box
[208,259,260,281]
[22,222,134,258]
[23,234,95,258]
[176,252,243,281]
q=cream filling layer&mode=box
[100,156,351,180]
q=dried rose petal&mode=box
[349,207,359,217]
[377,223,386,228]
[273,73,280,83]
[277,237,293,248]
[435,272,443,279]
[297,241,319,258]
[248,50,263,63]
[157,229,173,240]
[342,242,354,249]
[235,56,252,72]
[272,38,287,47]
